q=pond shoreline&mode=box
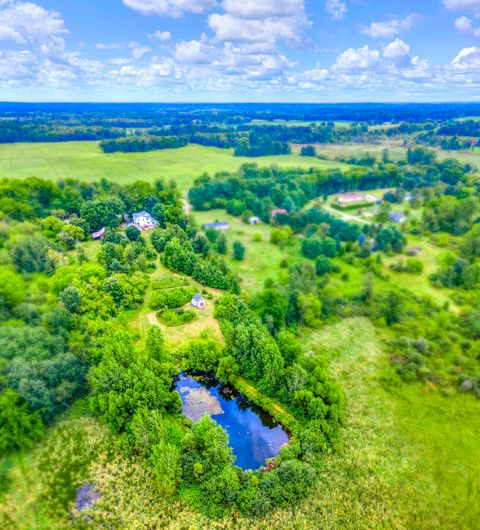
[174,371,291,471]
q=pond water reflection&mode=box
[174,372,289,471]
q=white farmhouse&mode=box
[132,211,158,230]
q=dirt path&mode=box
[322,203,372,224]
[147,312,159,326]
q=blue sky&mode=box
[1,0,480,101]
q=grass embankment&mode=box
[0,141,349,193]
[233,376,298,436]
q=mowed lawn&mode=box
[193,209,303,292]
[0,141,349,193]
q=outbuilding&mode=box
[270,208,288,217]
[389,212,406,223]
[191,293,206,309]
[204,222,229,231]
[92,227,106,240]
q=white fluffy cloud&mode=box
[383,39,410,62]
[403,56,431,79]
[325,0,348,21]
[123,0,216,17]
[443,0,480,12]
[451,46,480,69]
[129,41,152,59]
[221,0,304,19]
[174,37,215,64]
[96,42,125,50]
[334,45,380,70]
[362,14,418,39]
[209,13,306,45]
[208,0,309,46]
[455,15,480,36]
[0,1,66,45]
[302,64,329,81]
[0,50,36,81]
[148,30,171,42]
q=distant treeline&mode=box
[100,135,188,153]
[2,102,480,123]
[1,104,479,152]
[437,120,480,137]
[0,122,125,143]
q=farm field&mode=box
[191,205,461,311]
[0,141,349,192]
[292,142,480,167]
[247,119,353,127]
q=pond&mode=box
[174,372,289,471]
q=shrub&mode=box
[233,241,245,260]
[151,275,190,290]
[157,308,197,326]
[125,225,141,241]
[150,286,196,310]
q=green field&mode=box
[0,141,348,193]
[192,209,303,292]
[293,318,480,529]
[292,142,480,167]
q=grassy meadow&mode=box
[193,209,303,292]
[292,142,480,168]
[0,141,348,193]
[128,262,224,347]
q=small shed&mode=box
[389,212,406,223]
[249,216,260,225]
[204,222,229,231]
[270,208,288,217]
[92,227,106,240]
[191,293,206,309]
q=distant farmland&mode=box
[292,142,480,167]
[0,141,350,192]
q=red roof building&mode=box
[271,208,288,217]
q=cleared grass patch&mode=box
[193,209,303,292]
[0,141,350,193]
[382,234,459,311]
[292,142,480,168]
[129,262,223,347]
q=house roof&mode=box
[338,193,376,203]
[132,211,153,220]
[389,212,406,222]
[204,222,229,229]
[92,227,106,238]
[192,293,205,302]
[271,208,288,216]
[339,193,364,201]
